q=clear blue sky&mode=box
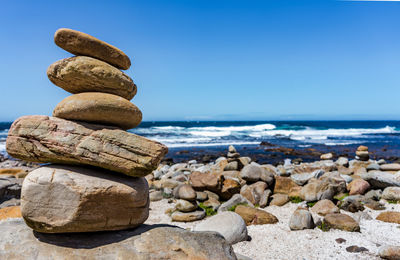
[1,0,400,121]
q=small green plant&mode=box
[306,201,317,207]
[387,200,398,204]
[198,202,217,216]
[162,192,172,199]
[254,203,260,208]
[334,193,349,201]
[228,202,248,212]
[317,222,330,232]
[289,196,303,203]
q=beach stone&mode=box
[379,245,400,260]
[311,199,340,216]
[338,196,365,213]
[323,213,360,232]
[336,157,349,167]
[361,171,400,188]
[193,211,248,245]
[289,209,315,230]
[47,56,136,100]
[346,245,369,253]
[357,145,368,152]
[171,210,205,222]
[381,163,400,171]
[175,199,197,212]
[240,181,268,205]
[301,172,346,202]
[274,176,300,195]
[259,168,274,186]
[0,168,27,178]
[173,184,197,201]
[189,171,222,192]
[0,206,21,221]
[203,197,221,211]
[224,161,239,171]
[234,205,278,225]
[218,194,254,212]
[356,151,369,161]
[290,170,322,186]
[0,218,236,260]
[21,165,149,233]
[259,189,272,208]
[205,190,220,201]
[196,191,208,201]
[160,178,180,189]
[376,211,400,224]
[240,164,262,182]
[382,187,400,201]
[53,92,142,130]
[0,198,20,209]
[365,189,382,201]
[367,163,380,171]
[6,116,167,177]
[149,190,163,201]
[347,179,370,195]
[320,153,333,160]
[270,193,289,206]
[220,178,241,200]
[0,177,22,200]
[54,28,131,70]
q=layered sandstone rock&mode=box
[6,115,167,177]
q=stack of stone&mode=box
[224,145,251,171]
[356,145,369,161]
[6,28,168,233]
[171,183,206,222]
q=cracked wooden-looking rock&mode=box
[6,115,168,177]
[21,164,149,233]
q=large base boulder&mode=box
[21,165,149,233]
[0,218,237,260]
[6,115,168,177]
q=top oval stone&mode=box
[54,28,131,70]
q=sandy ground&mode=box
[145,200,400,260]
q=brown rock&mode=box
[379,245,400,260]
[54,28,131,70]
[189,171,222,192]
[376,211,400,224]
[270,194,289,206]
[357,145,368,151]
[53,92,142,130]
[220,178,241,200]
[21,165,149,233]
[240,181,268,205]
[0,206,21,221]
[0,168,27,178]
[173,184,197,201]
[234,205,278,225]
[171,210,206,222]
[324,213,360,232]
[47,56,136,100]
[347,179,370,195]
[311,199,339,216]
[274,176,300,195]
[6,116,167,177]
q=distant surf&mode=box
[1,120,400,154]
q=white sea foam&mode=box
[0,142,6,154]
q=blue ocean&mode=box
[2,120,400,160]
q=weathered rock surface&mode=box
[289,209,315,230]
[6,116,168,177]
[270,193,289,206]
[240,181,268,205]
[21,165,149,233]
[175,199,197,212]
[0,206,21,221]
[0,218,237,260]
[218,194,254,212]
[382,187,400,201]
[323,213,360,232]
[234,205,278,225]
[54,28,131,70]
[193,211,248,245]
[376,211,400,224]
[173,184,197,201]
[53,92,142,130]
[47,56,136,100]
[311,199,339,216]
[361,171,400,188]
[171,210,206,222]
[378,245,400,260]
[274,176,300,195]
[347,178,370,195]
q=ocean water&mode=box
[1,120,400,155]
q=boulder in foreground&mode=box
[21,165,149,233]
[6,116,168,177]
[0,218,237,260]
[54,28,131,70]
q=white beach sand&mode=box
[146,200,400,260]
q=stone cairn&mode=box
[5,28,168,233]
